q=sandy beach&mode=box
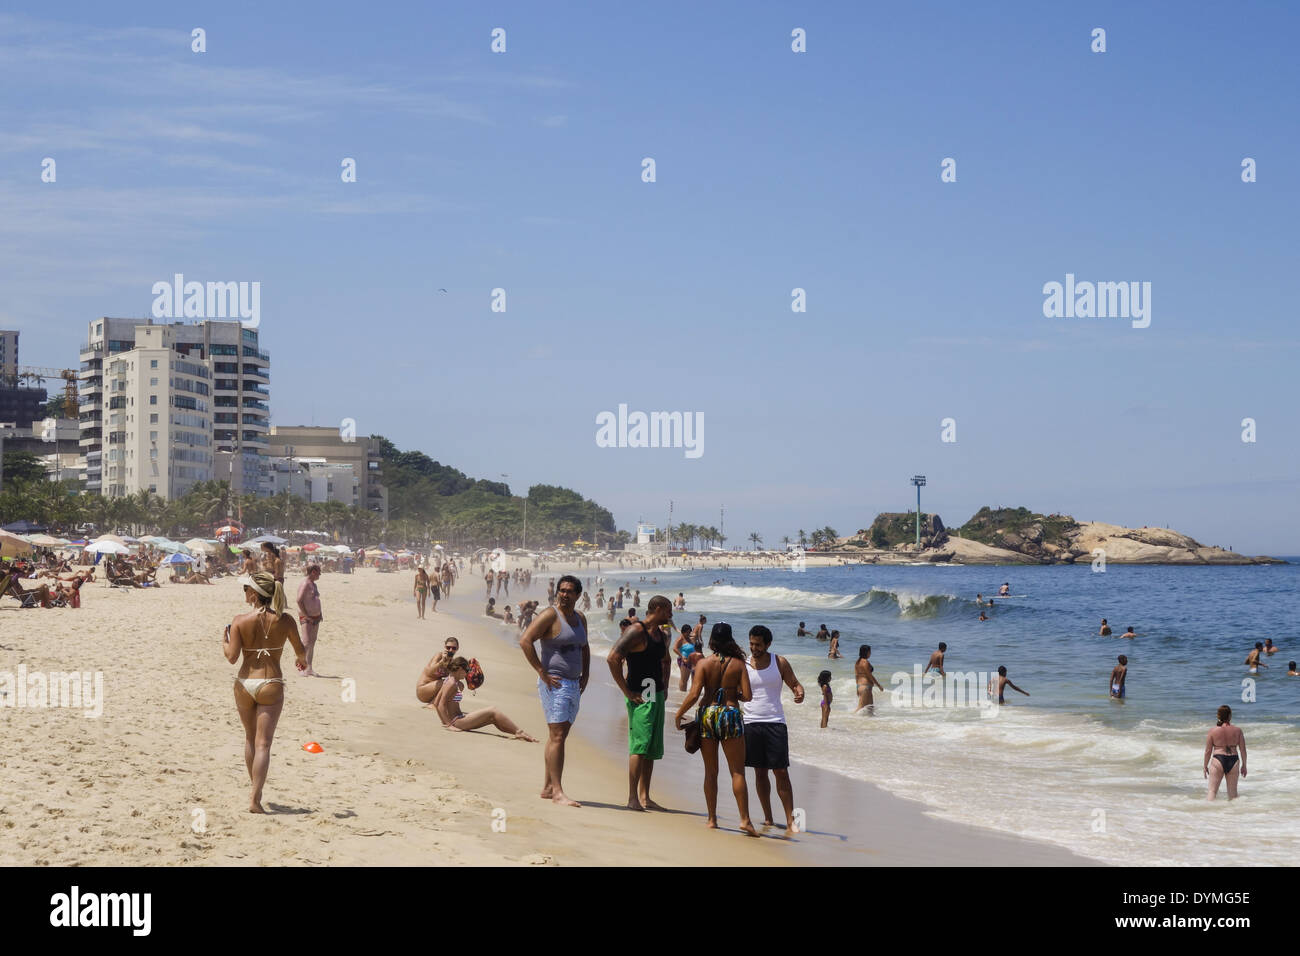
[0,566,1092,866]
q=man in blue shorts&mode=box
[520,574,589,807]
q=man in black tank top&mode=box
[608,595,674,810]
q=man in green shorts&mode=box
[607,595,673,810]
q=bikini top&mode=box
[246,611,286,659]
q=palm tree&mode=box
[798,529,807,548]
[748,532,762,550]
[781,535,792,551]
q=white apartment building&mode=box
[99,325,213,499]
[263,456,361,506]
[79,318,270,499]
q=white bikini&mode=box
[235,611,286,697]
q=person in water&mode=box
[1245,642,1267,673]
[998,582,1010,597]
[817,671,833,729]
[1099,618,1112,636]
[1287,661,1299,676]
[1109,654,1128,699]
[797,622,808,637]
[1203,704,1247,800]
[990,665,1029,705]
[923,642,947,679]
[1120,626,1137,639]
[1263,638,1279,656]
[852,645,883,714]
[828,630,842,659]
[224,572,308,813]
[814,624,830,641]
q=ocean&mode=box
[581,560,1300,866]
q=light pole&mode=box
[911,475,927,546]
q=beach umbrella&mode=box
[245,534,288,546]
[302,542,321,552]
[163,553,193,565]
[157,540,192,554]
[184,538,217,554]
[215,525,241,538]
[92,533,127,546]
[28,534,64,547]
[2,519,47,534]
[86,540,130,555]
[0,530,34,557]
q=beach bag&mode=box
[683,712,703,754]
[466,658,485,691]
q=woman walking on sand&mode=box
[674,623,758,836]
[224,571,307,813]
[260,542,284,584]
[1204,705,1248,801]
[414,567,430,619]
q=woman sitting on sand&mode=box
[674,623,758,836]
[223,571,308,813]
[434,658,537,741]
[417,637,460,707]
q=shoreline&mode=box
[446,587,1097,866]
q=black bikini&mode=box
[1213,749,1239,773]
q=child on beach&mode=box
[818,671,832,728]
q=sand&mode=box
[0,565,1092,866]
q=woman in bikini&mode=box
[417,637,460,707]
[434,657,537,741]
[260,542,284,585]
[1203,704,1247,801]
[674,623,757,836]
[414,568,430,619]
[223,571,307,813]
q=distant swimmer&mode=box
[1288,661,1299,676]
[852,645,884,714]
[1099,618,1112,637]
[1263,638,1279,655]
[815,624,830,641]
[1120,626,1137,639]
[978,611,988,622]
[797,622,808,637]
[1245,642,1268,673]
[674,593,686,609]
[1203,705,1247,801]
[990,665,1029,705]
[923,642,947,679]
[1109,655,1128,699]
[998,582,1010,597]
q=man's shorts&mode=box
[539,677,581,725]
[627,693,666,760]
[744,721,789,770]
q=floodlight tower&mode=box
[911,475,927,546]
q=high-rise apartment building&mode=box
[0,330,18,379]
[79,318,270,499]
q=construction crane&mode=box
[2,366,79,417]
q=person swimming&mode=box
[1263,638,1279,655]
[998,582,1010,597]
[1099,618,1112,636]
[1120,626,1137,639]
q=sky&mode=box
[3,1,1298,553]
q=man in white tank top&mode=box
[743,625,806,837]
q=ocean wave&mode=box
[699,584,967,618]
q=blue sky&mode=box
[4,1,1298,552]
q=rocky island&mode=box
[832,507,1284,565]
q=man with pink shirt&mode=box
[296,564,324,676]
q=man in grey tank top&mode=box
[520,574,589,807]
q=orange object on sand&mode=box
[302,741,323,753]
